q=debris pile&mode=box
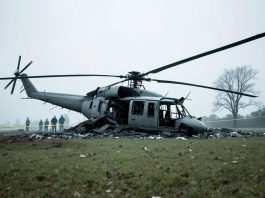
[66,116,120,134]
[0,117,264,143]
[207,128,265,138]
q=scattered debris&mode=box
[80,154,87,158]
[1,121,264,143]
[176,137,188,140]
[230,132,241,137]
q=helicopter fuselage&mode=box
[21,74,207,134]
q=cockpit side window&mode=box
[132,101,144,115]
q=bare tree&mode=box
[213,65,258,127]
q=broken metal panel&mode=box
[86,88,98,99]
[81,97,106,119]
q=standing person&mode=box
[26,117,30,132]
[44,119,49,132]
[51,116,57,132]
[59,115,65,132]
[39,119,43,131]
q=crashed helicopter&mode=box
[1,32,264,135]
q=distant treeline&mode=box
[202,107,265,128]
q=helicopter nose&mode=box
[190,119,207,132]
[197,121,207,131]
[178,117,208,132]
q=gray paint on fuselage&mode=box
[20,76,208,133]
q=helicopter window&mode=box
[159,104,168,118]
[132,101,144,115]
[170,105,178,119]
[160,104,168,111]
[148,103,155,116]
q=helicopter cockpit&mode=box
[159,98,191,127]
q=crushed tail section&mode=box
[20,74,38,97]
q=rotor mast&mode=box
[127,71,144,89]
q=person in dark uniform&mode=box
[26,117,30,132]
[39,119,43,131]
[51,116,57,132]
[59,115,65,132]
[44,119,49,132]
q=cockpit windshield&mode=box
[160,101,190,120]
[171,104,190,119]
[159,99,191,127]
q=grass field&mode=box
[0,137,264,197]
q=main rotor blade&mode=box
[17,56,21,70]
[143,32,265,76]
[106,79,128,87]
[150,78,257,98]
[19,61,33,74]
[10,78,17,94]
[0,74,127,80]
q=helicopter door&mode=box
[129,100,158,130]
[142,101,158,129]
[128,100,145,128]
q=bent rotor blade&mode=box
[17,56,21,70]
[19,61,33,74]
[150,78,257,98]
[143,32,265,76]
[10,78,17,94]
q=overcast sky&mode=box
[0,0,265,125]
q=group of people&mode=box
[26,115,66,132]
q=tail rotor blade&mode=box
[20,88,25,93]
[10,78,17,94]
[5,79,15,89]
[17,56,21,70]
[19,61,32,74]
[2,57,32,94]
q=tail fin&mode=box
[20,74,38,96]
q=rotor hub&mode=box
[127,71,144,88]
